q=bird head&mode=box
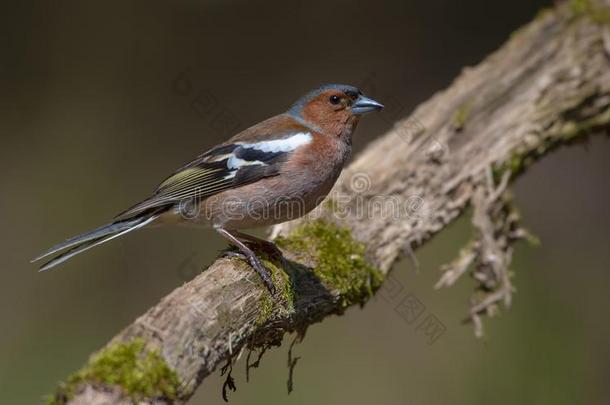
[288,84,383,138]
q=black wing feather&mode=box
[114,142,290,220]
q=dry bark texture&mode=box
[54,1,610,403]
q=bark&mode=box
[53,1,610,403]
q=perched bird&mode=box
[32,84,383,294]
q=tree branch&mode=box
[51,2,610,403]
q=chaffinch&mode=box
[32,84,383,294]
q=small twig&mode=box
[435,242,477,289]
[220,358,236,402]
[245,345,268,382]
[486,169,511,205]
[403,239,420,270]
[443,168,520,337]
[286,334,303,394]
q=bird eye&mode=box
[329,95,341,105]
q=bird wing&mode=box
[114,130,313,220]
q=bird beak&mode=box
[352,95,384,115]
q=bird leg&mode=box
[229,230,284,260]
[216,227,276,295]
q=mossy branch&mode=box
[51,1,610,403]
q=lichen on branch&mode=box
[276,220,383,309]
[49,339,180,404]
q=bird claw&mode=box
[248,255,277,295]
[223,250,276,295]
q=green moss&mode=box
[571,0,610,24]
[224,244,296,320]
[223,242,296,326]
[49,339,180,404]
[260,253,295,306]
[452,102,472,131]
[276,220,383,309]
[250,250,296,326]
[255,294,275,325]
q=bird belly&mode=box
[194,168,339,230]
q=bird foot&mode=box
[223,250,276,295]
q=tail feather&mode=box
[32,213,159,271]
[38,236,109,272]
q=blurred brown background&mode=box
[2,1,610,404]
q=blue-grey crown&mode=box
[287,83,362,117]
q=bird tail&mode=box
[31,211,161,272]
